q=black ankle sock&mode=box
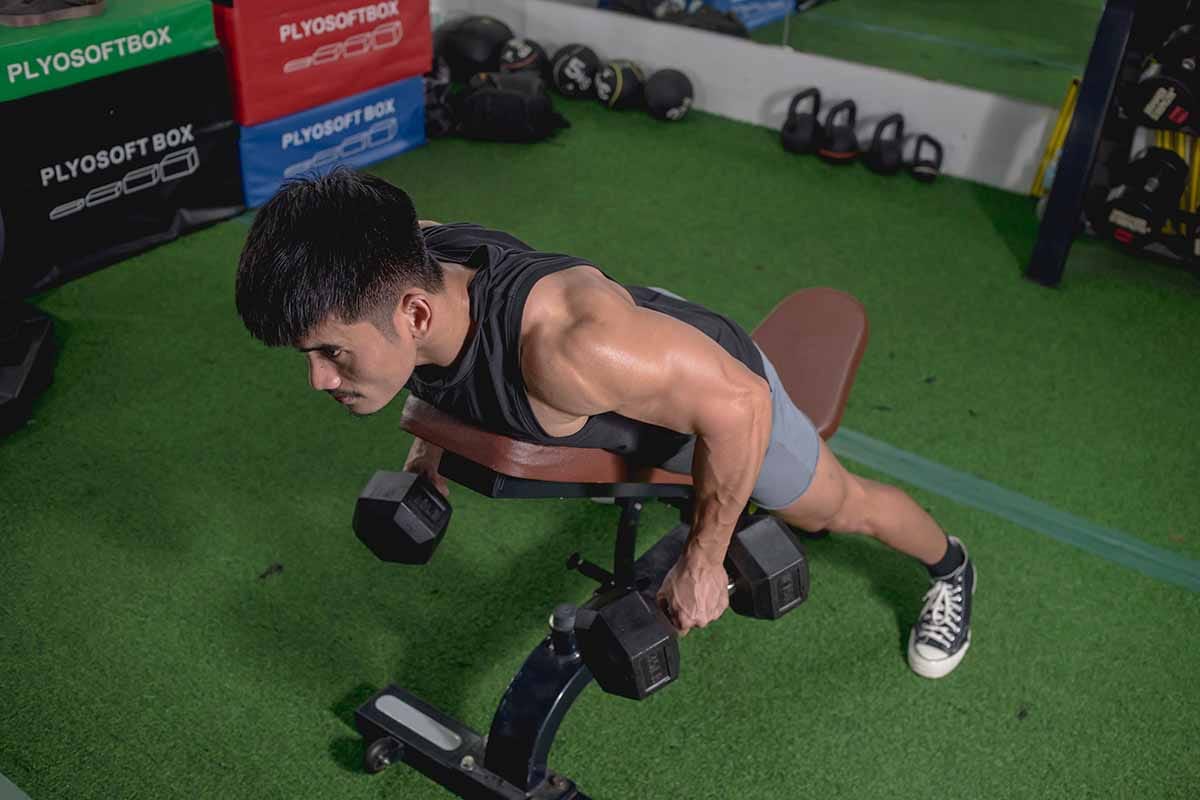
[927,537,965,579]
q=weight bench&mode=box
[354,287,869,800]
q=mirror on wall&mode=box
[543,0,1107,109]
[764,0,1106,108]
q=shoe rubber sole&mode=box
[907,564,977,679]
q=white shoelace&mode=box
[917,580,963,649]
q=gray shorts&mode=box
[649,290,822,510]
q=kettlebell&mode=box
[910,134,944,183]
[864,114,905,176]
[818,99,860,164]
[781,88,822,154]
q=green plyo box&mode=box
[0,0,217,103]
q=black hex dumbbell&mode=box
[353,471,451,564]
[575,514,810,700]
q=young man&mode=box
[235,169,975,678]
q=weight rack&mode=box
[1028,0,1200,285]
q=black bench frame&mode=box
[355,456,699,800]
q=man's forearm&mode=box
[685,388,773,564]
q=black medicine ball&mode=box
[434,15,515,83]
[551,44,600,98]
[644,68,694,121]
[499,38,551,81]
[595,60,645,109]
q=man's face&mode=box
[296,314,414,416]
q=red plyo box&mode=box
[213,0,432,126]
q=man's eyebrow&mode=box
[297,343,337,353]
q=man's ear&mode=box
[396,291,433,339]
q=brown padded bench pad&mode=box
[751,287,869,438]
[400,288,869,486]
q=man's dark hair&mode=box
[235,168,444,347]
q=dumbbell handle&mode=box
[656,575,742,629]
[660,552,808,625]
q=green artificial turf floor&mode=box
[2,98,1199,799]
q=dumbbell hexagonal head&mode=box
[353,471,451,564]
[574,588,680,701]
[725,515,811,620]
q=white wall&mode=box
[435,0,1058,193]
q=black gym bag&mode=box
[453,74,570,143]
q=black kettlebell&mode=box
[818,99,859,164]
[910,134,944,183]
[781,88,822,154]
[864,114,905,175]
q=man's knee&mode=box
[827,476,871,534]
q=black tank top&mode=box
[406,223,766,465]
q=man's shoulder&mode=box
[518,269,641,419]
[524,265,631,338]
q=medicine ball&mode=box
[499,38,551,82]
[644,68,694,121]
[434,15,515,83]
[551,44,601,98]
[596,60,646,109]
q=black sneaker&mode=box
[907,537,975,678]
[0,0,106,28]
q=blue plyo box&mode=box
[239,75,425,207]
